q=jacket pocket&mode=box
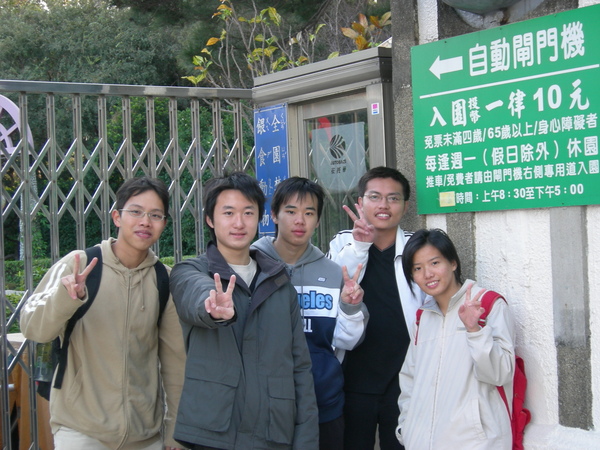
[267,376,296,445]
[179,362,240,432]
[311,351,344,409]
[65,364,83,404]
[464,397,487,442]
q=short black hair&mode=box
[115,177,169,216]
[402,228,463,294]
[203,172,265,244]
[357,166,410,201]
[271,177,324,236]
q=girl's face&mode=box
[411,243,461,303]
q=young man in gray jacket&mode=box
[253,177,368,450]
[170,172,319,449]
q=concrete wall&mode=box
[392,0,600,447]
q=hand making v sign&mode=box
[341,263,364,305]
[61,253,99,300]
[205,273,236,320]
[458,283,486,332]
[343,203,375,243]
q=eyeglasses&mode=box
[119,209,166,222]
[364,193,403,204]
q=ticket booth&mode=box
[253,47,394,245]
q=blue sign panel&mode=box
[255,103,289,236]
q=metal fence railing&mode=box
[0,79,254,449]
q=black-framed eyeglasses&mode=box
[364,193,403,204]
[119,209,166,222]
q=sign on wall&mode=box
[255,103,289,236]
[311,121,367,193]
[411,5,600,214]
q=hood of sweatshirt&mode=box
[101,237,159,273]
[252,236,326,270]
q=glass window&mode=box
[305,109,370,250]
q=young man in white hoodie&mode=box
[253,177,368,450]
[327,167,425,450]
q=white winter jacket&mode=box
[327,226,425,338]
[397,280,515,450]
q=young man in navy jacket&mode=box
[253,177,368,450]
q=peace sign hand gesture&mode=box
[341,264,364,305]
[458,283,486,332]
[205,273,236,320]
[61,252,99,300]
[343,203,375,243]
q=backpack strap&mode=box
[416,290,506,345]
[53,246,103,389]
[478,290,506,327]
[478,290,511,416]
[415,290,514,419]
[154,260,170,326]
[415,309,424,345]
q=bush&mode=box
[5,259,53,291]
[5,293,22,334]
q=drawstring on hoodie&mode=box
[254,236,324,323]
[299,264,305,320]
[287,264,305,320]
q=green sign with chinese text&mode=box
[411,5,600,214]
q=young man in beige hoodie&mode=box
[22,177,185,450]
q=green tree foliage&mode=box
[110,0,332,25]
[0,0,391,260]
[103,97,215,256]
[182,0,392,89]
[0,0,188,259]
[0,0,182,85]
[183,0,335,89]
[0,0,185,155]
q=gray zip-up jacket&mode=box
[170,243,319,449]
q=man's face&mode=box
[357,177,408,233]
[112,189,167,254]
[206,189,259,261]
[272,193,319,251]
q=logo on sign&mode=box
[329,135,347,160]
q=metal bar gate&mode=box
[0,79,254,449]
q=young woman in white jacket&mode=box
[396,229,515,450]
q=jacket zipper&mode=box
[429,311,447,449]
